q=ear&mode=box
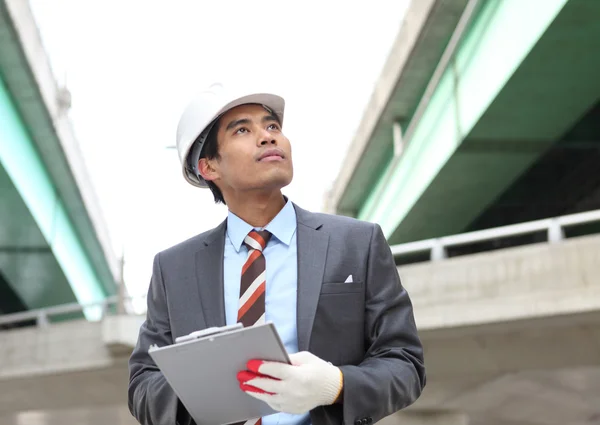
[198,158,219,182]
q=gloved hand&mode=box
[237,351,343,414]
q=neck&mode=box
[226,190,286,228]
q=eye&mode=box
[268,123,280,131]
[235,127,248,134]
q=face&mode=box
[199,103,293,195]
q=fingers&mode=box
[239,382,273,395]
[249,360,291,380]
[237,370,278,395]
[237,369,276,381]
[244,376,282,394]
[246,360,265,374]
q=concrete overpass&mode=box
[1,210,599,425]
[2,0,599,424]
[325,0,600,245]
[0,0,119,320]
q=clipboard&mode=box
[148,322,290,425]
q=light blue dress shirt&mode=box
[224,199,310,425]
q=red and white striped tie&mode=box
[236,230,271,425]
[238,230,271,327]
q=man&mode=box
[128,82,426,425]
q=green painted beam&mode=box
[0,160,77,311]
[0,77,106,319]
[358,0,571,237]
[0,2,118,301]
[389,0,600,244]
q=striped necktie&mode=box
[236,230,271,425]
[238,230,271,327]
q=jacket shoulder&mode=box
[313,211,375,230]
[293,202,375,231]
[300,210,378,241]
[320,212,373,226]
[156,220,226,261]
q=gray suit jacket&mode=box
[128,204,425,425]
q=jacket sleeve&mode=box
[128,253,193,425]
[338,223,426,425]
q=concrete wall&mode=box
[401,233,600,331]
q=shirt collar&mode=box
[227,198,297,252]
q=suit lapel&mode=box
[195,219,227,328]
[194,205,328,348]
[295,205,329,351]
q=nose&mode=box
[258,128,277,146]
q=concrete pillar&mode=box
[378,411,468,425]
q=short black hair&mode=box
[199,119,226,205]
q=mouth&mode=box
[258,149,285,162]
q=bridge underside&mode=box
[0,0,116,320]
[347,0,600,244]
[392,97,600,244]
[0,160,75,315]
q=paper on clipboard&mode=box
[148,321,290,425]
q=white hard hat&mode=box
[176,82,285,188]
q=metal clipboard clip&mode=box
[173,323,244,344]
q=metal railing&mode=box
[390,209,600,262]
[0,294,146,329]
[2,209,599,329]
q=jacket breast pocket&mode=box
[320,281,364,294]
[312,281,365,365]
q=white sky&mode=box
[27,0,409,299]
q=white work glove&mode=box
[237,351,343,414]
